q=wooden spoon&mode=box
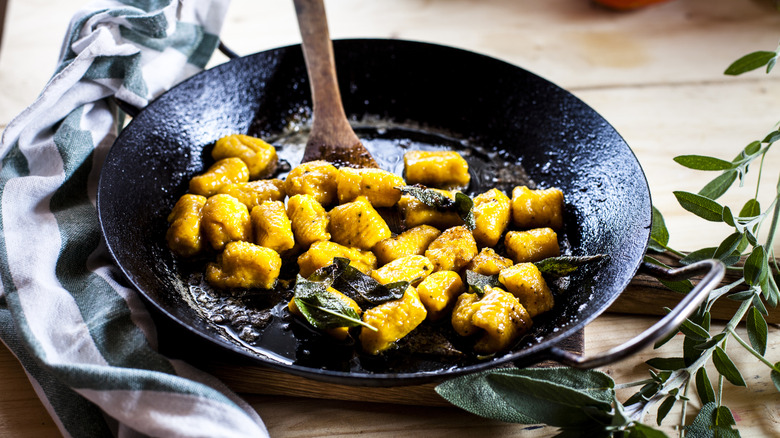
[293,0,379,168]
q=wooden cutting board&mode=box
[196,330,584,407]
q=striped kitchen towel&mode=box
[0,1,269,437]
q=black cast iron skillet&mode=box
[97,39,723,387]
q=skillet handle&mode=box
[546,259,725,369]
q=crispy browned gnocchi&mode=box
[212,134,278,180]
[498,262,554,317]
[217,179,285,210]
[359,285,427,355]
[287,194,331,247]
[472,188,511,247]
[166,194,207,257]
[404,150,470,189]
[200,194,252,251]
[189,157,250,197]
[206,241,281,290]
[250,201,294,253]
[336,167,405,207]
[284,160,339,206]
[424,226,479,272]
[511,186,564,230]
[504,227,560,263]
[167,137,572,357]
[297,240,377,278]
[328,196,391,250]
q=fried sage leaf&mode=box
[534,255,606,278]
[465,270,501,297]
[293,275,373,330]
[311,257,406,309]
[397,184,455,209]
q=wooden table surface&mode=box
[2,0,780,436]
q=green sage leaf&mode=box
[679,247,716,265]
[628,423,669,438]
[679,318,710,341]
[485,371,615,427]
[724,50,776,75]
[656,396,676,426]
[534,255,606,277]
[649,206,669,252]
[743,246,766,287]
[772,363,780,392]
[712,346,747,387]
[684,402,739,438]
[699,170,738,200]
[762,130,780,144]
[435,367,616,426]
[674,155,733,171]
[693,332,726,351]
[747,306,768,356]
[739,198,761,218]
[673,191,724,222]
[646,357,687,371]
[695,367,716,405]
[742,139,763,157]
[713,233,744,261]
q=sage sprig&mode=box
[436,43,780,437]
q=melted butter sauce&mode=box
[179,118,569,374]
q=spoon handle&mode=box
[294,0,377,167]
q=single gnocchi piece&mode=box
[284,160,339,206]
[498,262,554,318]
[287,194,331,248]
[397,191,463,229]
[360,286,427,355]
[372,225,441,266]
[403,150,470,189]
[472,188,511,247]
[336,167,405,207]
[288,287,361,341]
[297,240,377,278]
[212,134,278,180]
[205,240,281,290]
[424,226,478,272]
[504,228,560,263]
[370,255,434,286]
[328,196,391,250]
[217,179,285,210]
[450,286,532,354]
[466,247,513,276]
[417,270,465,321]
[200,194,252,251]
[189,157,250,197]
[166,194,207,257]
[250,201,294,253]
[511,186,564,230]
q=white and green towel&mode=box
[0,1,269,436]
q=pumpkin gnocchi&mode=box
[166,133,572,358]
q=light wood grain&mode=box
[2,0,780,437]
